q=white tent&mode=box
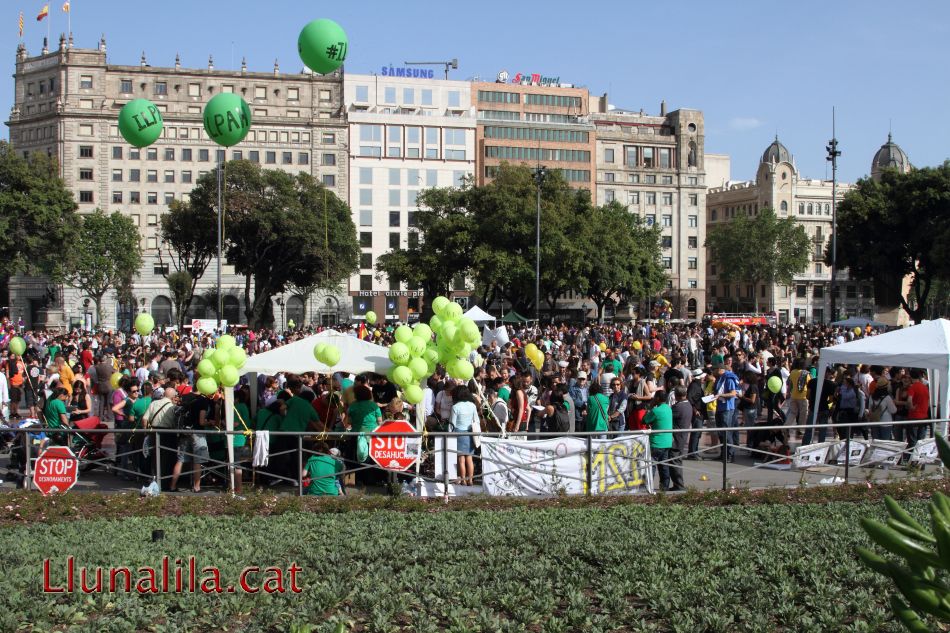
[464,305,497,323]
[812,319,950,433]
[240,330,393,377]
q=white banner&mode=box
[480,435,653,496]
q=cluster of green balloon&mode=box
[8,336,26,357]
[429,296,478,382]
[298,19,348,75]
[387,323,439,406]
[134,313,154,337]
[203,93,252,148]
[118,99,164,148]
[195,335,248,396]
[313,342,342,367]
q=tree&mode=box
[580,202,666,322]
[835,163,950,323]
[166,271,193,331]
[158,198,217,324]
[193,161,358,328]
[0,142,79,296]
[62,210,143,325]
[706,208,811,312]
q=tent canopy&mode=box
[501,311,529,324]
[463,305,496,323]
[240,330,393,377]
[831,316,888,328]
[813,319,950,428]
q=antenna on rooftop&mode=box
[404,58,458,80]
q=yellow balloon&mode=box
[853,327,863,336]
[525,343,539,358]
[599,342,607,351]
[632,341,642,351]
[110,372,122,389]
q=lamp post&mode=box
[276,296,285,332]
[533,166,546,324]
[581,303,588,325]
[826,108,841,323]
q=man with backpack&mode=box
[169,391,215,493]
[786,359,811,441]
[541,383,573,434]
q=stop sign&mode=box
[33,446,79,496]
[369,420,421,471]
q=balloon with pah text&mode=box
[203,93,252,148]
[134,313,154,337]
[118,99,164,148]
[298,19,348,75]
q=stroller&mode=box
[69,416,110,472]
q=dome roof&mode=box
[761,135,792,165]
[871,133,911,180]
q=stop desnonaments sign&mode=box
[369,420,421,471]
[33,446,79,496]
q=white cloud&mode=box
[728,117,764,131]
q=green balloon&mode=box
[392,365,414,387]
[449,358,474,382]
[443,302,463,321]
[460,318,480,344]
[216,334,236,351]
[423,347,440,367]
[212,348,230,368]
[407,336,426,358]
[394,325,413,344]
[413,323,432,341]
[134,313,154,336]
[196,377,219,396]
[403,384,423,405]
[429,314,443,335]
[298,19,349,75]
[365,310,377,325]
[322,346,341,367]
[227,347,247,369]
[389,342,410,365]
[218,365,240,388]
[767,376,783,394]
[203,348,216,362]
[118,99,163,148]
[203,93,251,148]
[431,296,450,316]
[8,336,25,357]
[408,357,428,381]
[313,342,329,362]
[440,322,457,346]
[197,359,217,378]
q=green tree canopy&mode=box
[0,142,79,288]
[188,161,358,328]
[706,208,811,312]
[62,210,142,325]
[158,198,217,325]
[835,163,950,323]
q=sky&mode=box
[4,0,949,183]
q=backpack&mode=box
[547,399,572,434]
[796,370,808,394]
[174,393,201,429]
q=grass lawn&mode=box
[0,493,923,632]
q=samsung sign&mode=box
[381,66,435,79]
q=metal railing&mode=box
[1,417,944,496]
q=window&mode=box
[120,79,132,94]
[798,203,805,215]
[389,233,400,249]
[359,232,372,248]
[605,190,615,203]
[254,86,266,100]
[662,193,673,205]
[814,285,825,298]
[282,152,292,165]
[147,148,157,161]
[265,151,276,164]
[388,169,401,186]
[688,236,697,248]
[295,152,307,165]
[780,200,788,212]
[199,149,209,162]
[408,231,419,249]
[360,146,382,157]
[80,75,93,89]
[130,191,140,204]
[322,174,335,187]
[661,236,672,248]
[662,215,672,227]
[112,191,123,204]
[79,145,93,158]
[604,173,615,183]
[628,192,640,205]
[447,91,461,108]
[797,285,807,298]
[146,214,158,226]
[360,124,383,142]
[359,189,373,205]
[815,263,823,274]
[688,257,698,270]
[112,169,123,182]
[360,275,372,291]
[389,190,400,206]
[79,191,94,203]
[162,170,174,183]
[164,193,175,204]
[659,148,671,168]
[645,214,656,226]
[629,174,640,184]
[421,89,433,106]
[662,257,672,269]
[182,171,192,184]
[146,170,158,183]
[247,151,259,163]
[688,194,698,206]
[426,170,438,187]
[688,280,698,289]
[646,193,656,205]
[79,168,94,181]
[384,87,396,103]
[79,124,93,136]
[112,146,123,160]
[688,215,698,227]
[177,148,191,162]
[359,209,372,226]
[355,85,369,102]
[604,148,614,163]
[710,264,717,276]
[154,82,167,96]
[389,211,400,227]
[709,285,717,297]
[807,203,813,215]
[360,253,372,270]
[147,192,158,204]
[402,87,414,105]
[847,285,857,299]
[642,147,654,168]
[153,263,169,276]
[644,175,656,184]
[625,147,637,166]
[408,211,418,227]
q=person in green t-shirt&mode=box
[231,386,254,494]
[302,441,343,496]
[255,400,285,432]
[644,391,674,491]
[346,387,382,434]
[44,387,70,445]
[584,381,609,437]
[279,376,320,433]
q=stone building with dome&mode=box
[704,134,913,325]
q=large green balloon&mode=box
[212,348,230,368]
[449,358,474,382]
[403,384,423,405]
[443,301,463,321]
[460,318,480,344]
[197,359,217,378]
[431,296,450,316]
[441,322,457,346]
[322,345,341,367]
[218,365,240,388]
[134,313,154,337]
[227,347,247,369]
[196,377,219,396]
[394,325,413,344]
[422,347,440,367]
[408,357,429,381]
[429,314,443,335]
[365,310,377,325]
[407,336,426,358]
[8,336,25,357]
[313,342,329,362]
[392,365,414,387]
[767,376,783,394]
[298,19,349,75]
[413,323,432,342]
[389,342,410,365]
[118,99,163,148]
[216,334,236,351]
[203,93,251,148]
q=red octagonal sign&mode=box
[33,446,79,496]
[370,420,421,472]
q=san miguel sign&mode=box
[511,72,560,87]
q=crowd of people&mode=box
[0,315,935,495]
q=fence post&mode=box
[23,432,31,490]
[297,435,303,497]
[442,435,449,496]
[585,435,593,496]
[721,433,728,491]
[154,430,161,488]
[844,433,851,482]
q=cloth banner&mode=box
[480,435,653,496]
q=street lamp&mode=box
[533,166,547,324]
[275,296,285,332]
[581,303,588,325]
[827,108,841,322]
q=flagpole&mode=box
[67,4,71,38]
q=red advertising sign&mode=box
[369,420,421,472]
[33,446,79,496]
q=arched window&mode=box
[223,295,241,325]
[807,203,813,215]
[186,295,207,320]
[286,295,305,327]
[151,296,172,327]
[825,203,831,214]
[799,203,805,214]
[687,298,697,319]
[780,201,788,212]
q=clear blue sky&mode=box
[5,0,948,183]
